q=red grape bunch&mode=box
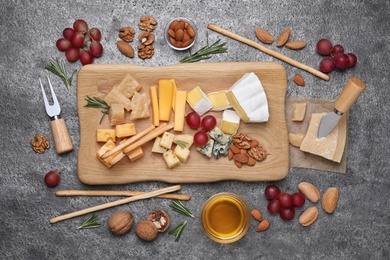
[265,184,306,221]
[185,112,217,146]
[316,38,357,73]
[56,19,104,65]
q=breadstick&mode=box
[55,190,191,200]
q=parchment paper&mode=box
[286,97,347,174]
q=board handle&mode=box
[50,118,74,154]
[334,77,366,114]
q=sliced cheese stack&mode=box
[186,86,213,116]
[226,72,269,123]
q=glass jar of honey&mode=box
[200,192,250,243]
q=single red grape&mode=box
[291,192,305,208]
[346,53,357,68]
[70,32,85,48]
[264,184,281,200]
[267,199,281,214]
[88,28,102,41]
[44,169,63,187]
[65,47,80,62]
[73,19,88,34]
[89,41,103,57]
[186,111,201,129]
[331,44,344,56]
[333,53,350,70]
[56,38,71,51]
[319,58,335,73]
[80,50,94,65]
[279,207,295,221]
[201,115,217,131]
[279,193,293,208]
[194,131,208,146]
[63,27,74,41]
[316,39,333,56]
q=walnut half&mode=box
[118,26,135,42]
[138,15,158,32]
[30,134,50,153]
[147,210,170,232]
[138,44,154,59]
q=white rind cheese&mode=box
[220,109,240,135]
[186,86,213,116]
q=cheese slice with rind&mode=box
[207,90,232,111]
[186,86,213,116]
[226,72,269,123]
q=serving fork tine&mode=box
[39,76,61,118]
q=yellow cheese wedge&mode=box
[158,79,174,121]
[116,74,142,98]
[115,123,136,138]
[149,86,159,126]
[174,90,187,132]
[207,90,231,111]
[109,103,125,126]
[96,129,116,142]
[226,72,269,123]
[186,86,213,116]
[220,109,240,135]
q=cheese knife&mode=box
[317,77,366,138]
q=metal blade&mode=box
[317,112,342,138]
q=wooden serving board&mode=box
[77,62,289,185]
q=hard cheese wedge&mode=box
[300,113,347,163]
[186,86,213,116]
[116,74,142,98]
[226,72,269,123]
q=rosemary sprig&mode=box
[168,220,187,242]
[84,95,111,124]
[169,200,195,218]
[77,214,101,229]
[175,140,188,149]
[45,58,77,92]
[179,39,228,63]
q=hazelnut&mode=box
[135,220,158,242]
[147,210,170,232]
[108,210,134,235]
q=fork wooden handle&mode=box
[50,118,74,154]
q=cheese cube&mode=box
[116,74,142,98]
[226,72,269,123]
[160,131,175,149]
[115,123,136,138]
[151,137,168,153]
[96,129,116,142]
[126,146,144,162]
[207,90,231,111]
[209,127,230,144]
[158,79,174,121]
[174,90,187,132]
[173,146,190,163]
[292,103,307,122]
[96,140,124,168]
[186,86,213,116]
[149,86,159,126]
[130,92,150,120]
[220,109,240,135]
[173,134,194,149]
[162,150,181,169]
[196,138,214,158]
[109,103,125,126]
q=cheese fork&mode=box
[39,76,74,154]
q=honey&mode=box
[201,192,250,243]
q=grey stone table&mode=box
[1,0,389,259]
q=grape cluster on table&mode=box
[316,38,357,73]
[56,19,103,65]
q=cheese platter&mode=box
[77,62,289,185]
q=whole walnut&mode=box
[108,210,134,235]
[135,220,158,241]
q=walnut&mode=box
[118,26,135,42]
[30,134,50,153]
[248,144,269,161]
[135,220,158,241]
[147,210,170,232]
[138,15,157,32]
[137,44,154,59]
[108,210,134,235]
[138,31,155,46]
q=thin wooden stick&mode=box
[50,184,181,224]
[207,24,330,81]
[55,190,191,201]
[101,124,156,159]
[122,122,174,154]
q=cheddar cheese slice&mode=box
[149,86,159,126]
[158,79,174,121]
[174,90,187,132]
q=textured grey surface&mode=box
[0,0,389,259]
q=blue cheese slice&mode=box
[196,138,214,158]
[220,109,240,135]
[212,135,232,159]
[186,86,213,116]
[209,127,230,144]
[226,72,269,123]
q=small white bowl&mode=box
[165,17,197,51]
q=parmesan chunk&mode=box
[292,103,307,122]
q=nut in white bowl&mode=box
[165,17,197,51]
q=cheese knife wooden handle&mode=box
[334,77,366,114]
[50,118,74,154]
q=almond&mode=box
[251,208,263,222]
[233,153,249,164]
[186,24,196,38]
[293,74,305,86]
[285,40,307,50]
[116,40,134,58]
[228,149,234,160]
[247,156,256,166]
[299,206,318,227]
[322,187,339,214]
[255,28,274,44]
[250,140,259,148]
[255,219,270,232]
[167,28,175,38]
[229,144,241,154]
[276,27,290,47]
[175,29,184,41]
[298,182,320,203]
[182,38,194,48]
[234,160,242,168]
